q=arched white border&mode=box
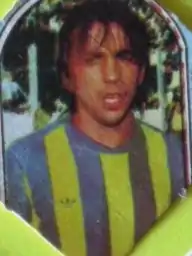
[0,0,40,202]
[0,0,191,204]
[147,0,192,185]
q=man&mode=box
[5,1,184,256]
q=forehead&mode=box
[70,22,129,53]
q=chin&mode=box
[99,114,127,128]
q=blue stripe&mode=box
[164,133,184,201]
[128,124,156,242]
[66,125,111,256]
[18,130,61,248]
[5,148,32,222]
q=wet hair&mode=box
[57,0,152,111]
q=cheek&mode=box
[69,71,98,108]
[121,63,140,86]
[70,63,83,91]
[73,65,101,93]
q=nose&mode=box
[102,56,120,83]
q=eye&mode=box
[84,52,103,64]
[116,50,136,62]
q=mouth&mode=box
[103,93,127,110]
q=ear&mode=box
[61,72,74,93]
[138,66,146,85]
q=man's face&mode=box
[66,22,145,126]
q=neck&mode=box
[72,111,135,148]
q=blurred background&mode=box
[0,0,183,148]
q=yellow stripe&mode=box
[142,125,171,217]
[100,153,134,256]
[23,175,40,229]
[45,127,86,256]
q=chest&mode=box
[28,139,174,256]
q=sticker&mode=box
[0,0,192,255]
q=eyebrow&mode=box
[116,49,132,54]
[84,47,132,56]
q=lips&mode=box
[103,93,126,110]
